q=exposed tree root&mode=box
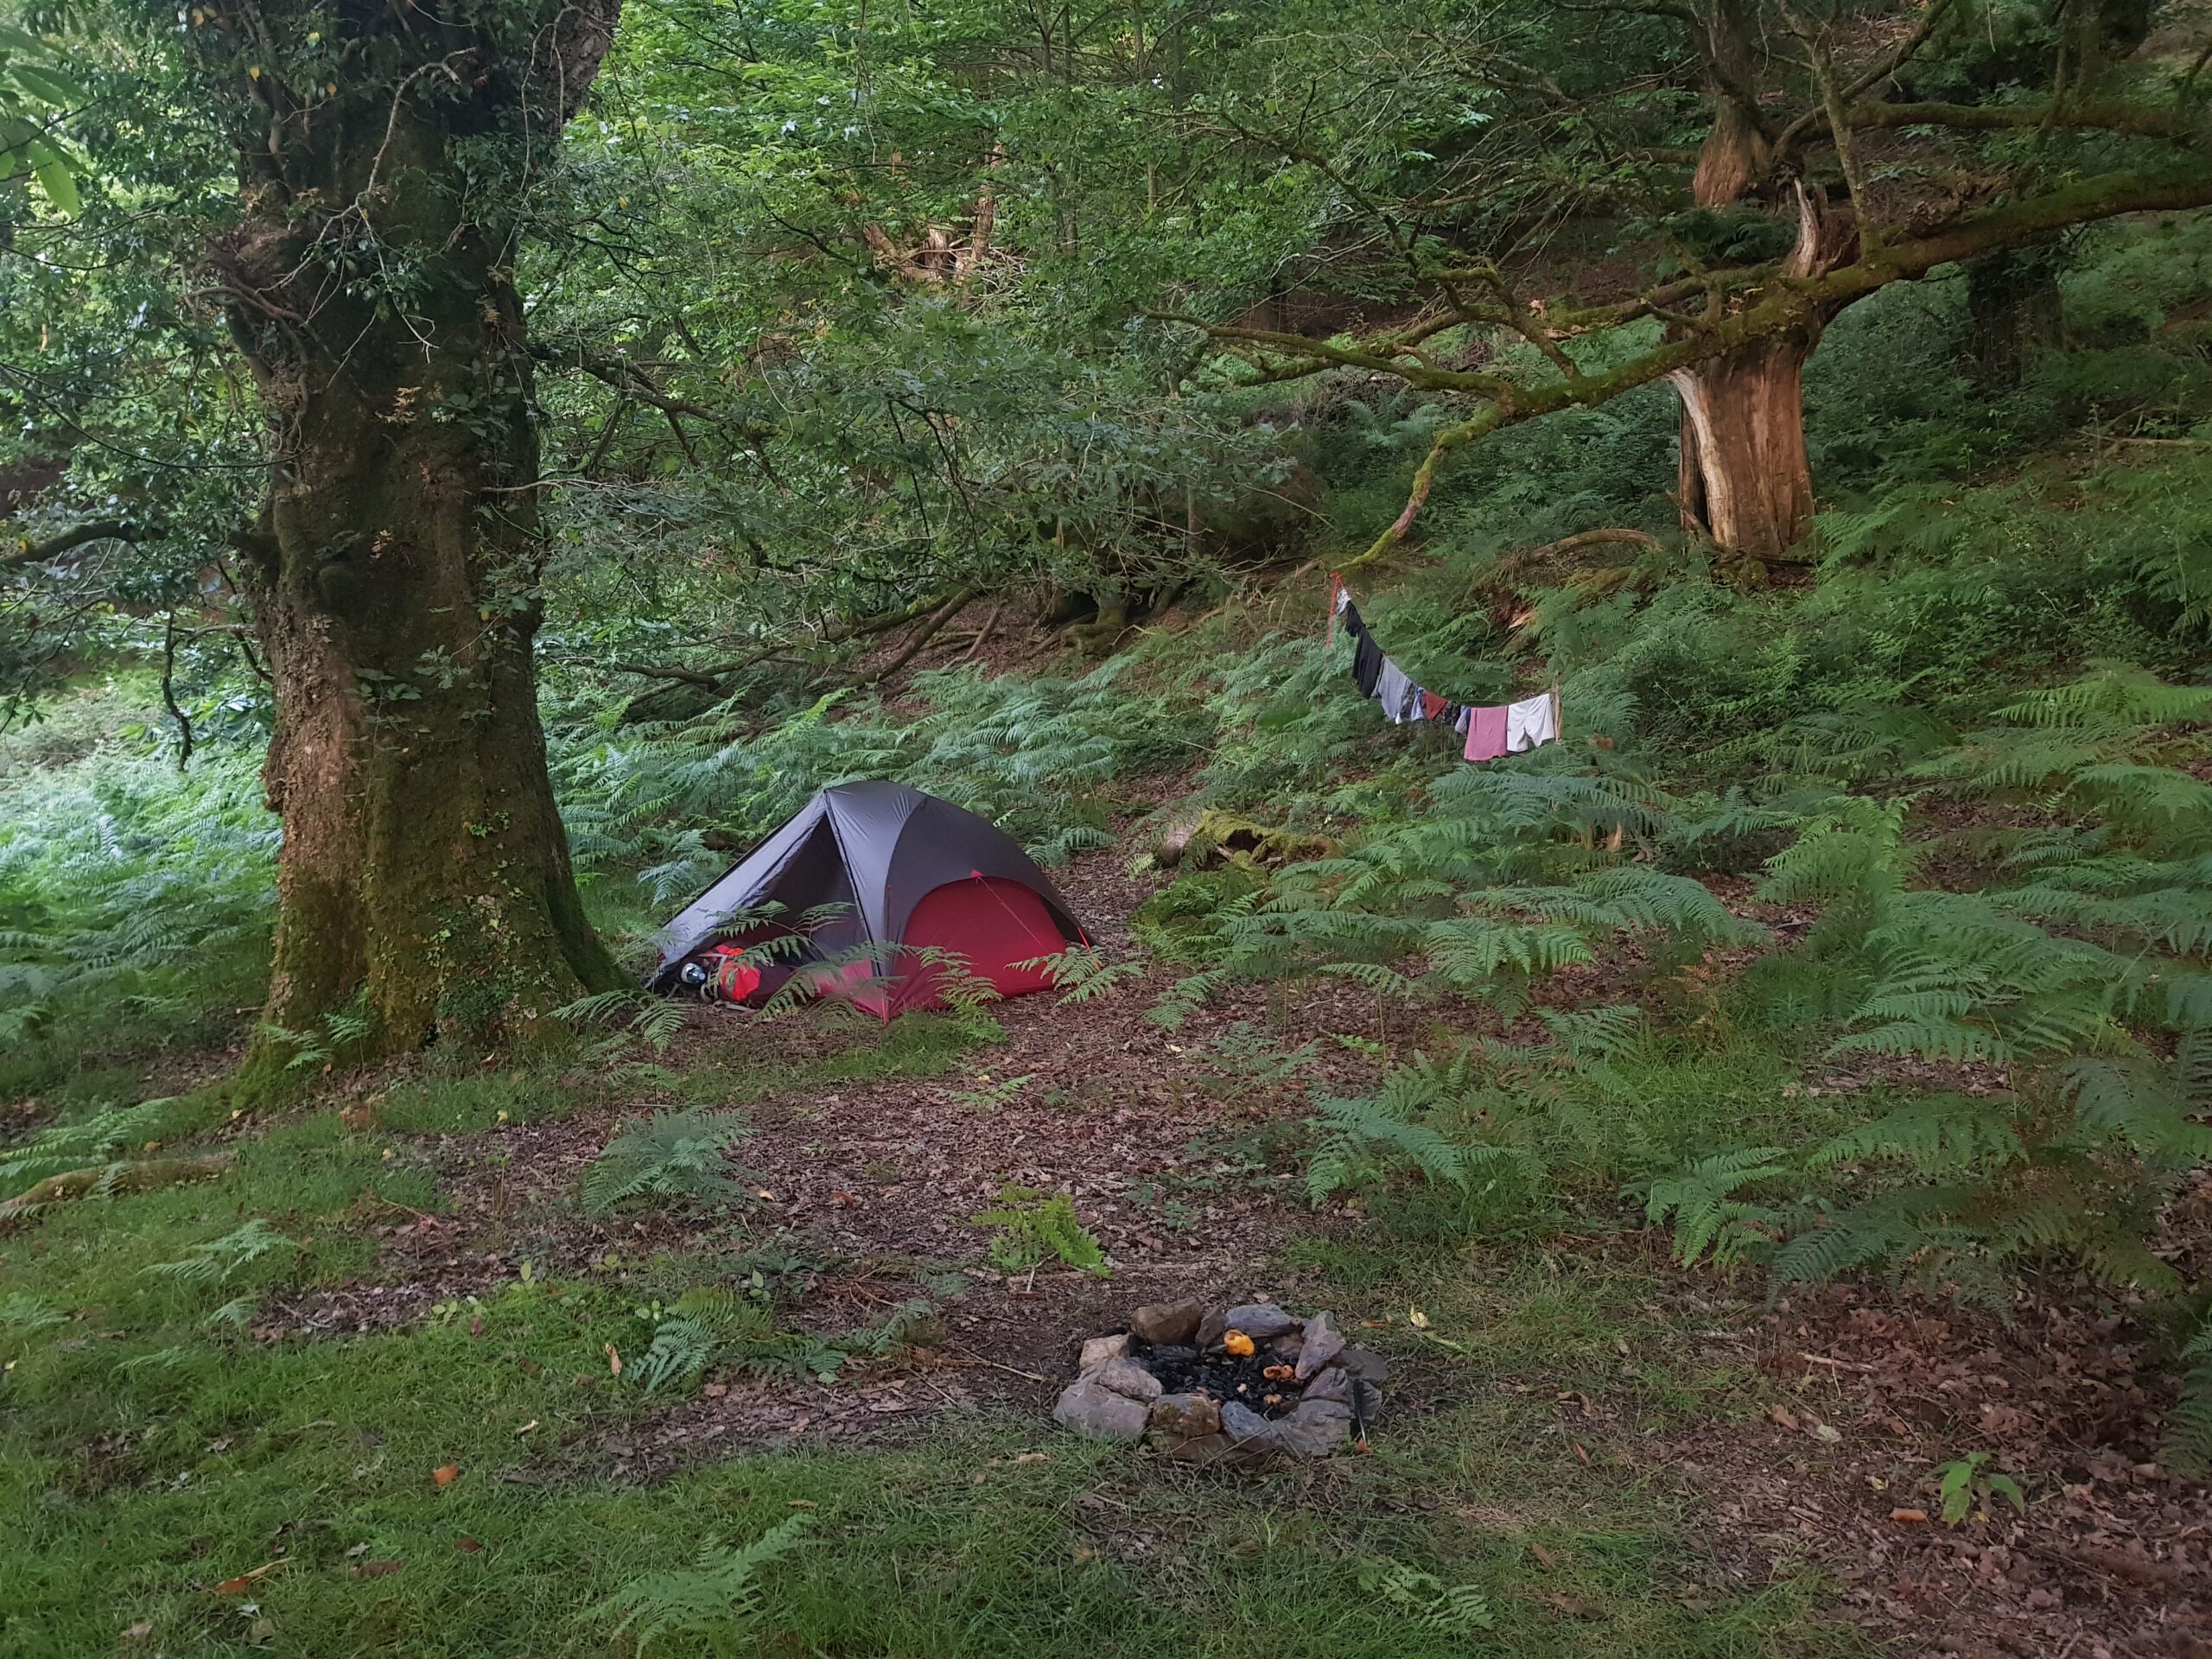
[1066,592,1131,656]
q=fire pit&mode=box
[1051,1300,1387,1465]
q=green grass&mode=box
[376,1068,581,1135]
[0,1189,1860,1658]
[0,1038,1862,1657]
[615,1010,1003,1114]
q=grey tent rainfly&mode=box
[649,780,1087,1018]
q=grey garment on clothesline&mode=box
[1376,658,1414,722]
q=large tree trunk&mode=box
[202,0,626,1072]
[1671,338,1818,561]
[1669,0,1837,563]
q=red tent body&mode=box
[650,782,1086,1016]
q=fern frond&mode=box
[2167,1314,2212,1475]
[1642,1149,1789,1267]
[582,1111,753,1217]
[584,1516,813,1651]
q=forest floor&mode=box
[3,829,2209,1659]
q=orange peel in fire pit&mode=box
[1222,1330,1255,1357]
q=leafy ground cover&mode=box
[3,784,2207,1656]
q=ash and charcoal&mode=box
[1051,1299,1387,1465]
[1131,1343,1305,1417]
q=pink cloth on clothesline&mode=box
[1464,703,1510,763]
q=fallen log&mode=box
[0,1152,235,1220]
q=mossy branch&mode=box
[1335,164,2212,570]
[3,519,142,570]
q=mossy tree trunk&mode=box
[200,0,626,1071]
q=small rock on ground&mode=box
[1077,1332,1129,1371]
[1053,1379,1149,1442]
[1090,1357,1164,1402]
[1199,1303,1301,1348]
[1295,1311,1344,1380]
[1129,1300,1203,1346]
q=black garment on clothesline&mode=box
[1344,605,1385,699]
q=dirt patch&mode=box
[1653,1277,2212,1659]
[259,842,1339,1349]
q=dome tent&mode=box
[648,780,1086,1017]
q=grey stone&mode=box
[1275,1397,1354,1458]
[1052,1378,1148,1442]
[1199,1302,1301,1349]
[1339,1344,1390,1384]
[1128,1299,1203,1346]
[1077,1332,1128,1372]
[1294,1311,1345,1380]
[1146,1391,1221,1440]
[1266,1333,1304,1362]
[1218,1400,1279,1446]
[1090,1357,1163,1403]
[1299,1366,1351,1404]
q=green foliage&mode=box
[1133,867,1266,961]
[1154,756,1761,1027]
[1930,1452,2024,1527]
[1357,1561,1495,1632]
[0,1292,63,1333]
[1306,1058,1535,1210]
[1640,666,2212,1311]
[0,21,83,213]
[967,1185,1109,1278]
[2171,1313,2212,1475]
[0,1096,171,1199]
[944,1072,1035,1111]
[1022,944,1146,1004]
[0,737,273,1065]
[1297,1005,1814,1238]
[1642,1150,1791,1270]
[552,988,690,1052]
[139,1219,289,1287]
[629,1287,938,1395]
[582,1110,753,1217]
[584,1514,813,1655]
[254,1001,377,1073]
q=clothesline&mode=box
[1325,575,1561,764]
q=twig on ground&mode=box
[952,1347,1054,1384]
[1798,1352,1880,1374]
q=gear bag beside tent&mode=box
[647,780,1086,1018]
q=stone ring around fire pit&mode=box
[1051,1299,1389,1466]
